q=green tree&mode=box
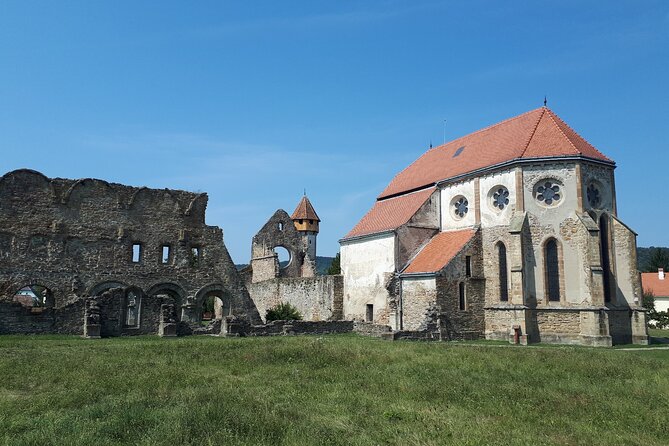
[326,252,341,275]
[644,247,669,273]
[265,302,302,321]
[641,289,655,312]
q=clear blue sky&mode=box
[1,1,667,263]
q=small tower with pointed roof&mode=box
[291,194,320,262]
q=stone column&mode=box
[158,303,178,337]
[83,298,101,339]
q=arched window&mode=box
[599,214,612,303]
[545,239,561,302]
[498,243,509,302]
[459,282,466,310]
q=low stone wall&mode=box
[223,318,354,336]
[0,302,56,334]
[247,275,343,322]
[352,321,392,337]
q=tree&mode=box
[642,289,655,312]
[644,247,669,273]
[326,252,341,275]
[265,302,302,321]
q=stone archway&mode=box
[194,284,232,322]
[147,282,186,321]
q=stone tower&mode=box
[291,195,320,264]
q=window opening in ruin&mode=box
[465,256,472,277]
[132,243,142,263]
[459,282,466,310]
[498,243,509,302]
[278,222,284,231]
[545,239,561,302]
[599,215,612,303]
[125,290,140,327]
[161,245,171,264]
[200,293,228,322]
[13,285,54,308]
[275,246,291,269]
[189,246,200,268]
[366,304,374,322]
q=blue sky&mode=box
[1,1,667,263]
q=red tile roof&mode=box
[379,107,612,199]
[403,229,476,274]
[641,272,669,297]
[343,187,435,239]
[291,196,320,221]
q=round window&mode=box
[587,183,601,208]
[452,196,469,219]
[535,180,562,206]
[491,186,510,211]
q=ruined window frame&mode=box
[131,243,142,263]
[161,244,171,265]
[189,245,201,268]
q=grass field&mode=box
[1,334,668,446]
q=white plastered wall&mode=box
[341,232,395,323]
[478,169,516,228]
[440,180,476,230]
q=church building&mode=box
[340,106,648,346]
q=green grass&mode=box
[0,335,668,446]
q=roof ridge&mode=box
[378,107,545,199]
[545,109,580,155]
[520,107,548,158]
[547,109,610,160]
[431,106,545,153]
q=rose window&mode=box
[536,181,561,205]
[453,197,469,218]
[587,184,600,208]
[492,187,510,210]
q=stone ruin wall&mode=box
[0,169,261,335]
[246,208,342,322]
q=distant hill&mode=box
[637,247,669,272]
[235,256,336,275]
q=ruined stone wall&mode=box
[0,169,261,330]
[224,318,354,336]
[250,209,313,282]
[247,275,343,322]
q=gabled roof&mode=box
[641,272,669,298]
[343,187,435,240]
[403,229,476,274]
[291,195,320,222]
[379,107,613,199]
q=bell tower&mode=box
[291,194,320,262]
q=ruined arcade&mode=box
[0,169,261,335]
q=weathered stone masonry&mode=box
[0,169,261,335]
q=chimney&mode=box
[659,268,665,280]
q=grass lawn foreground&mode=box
[0,334,668,446]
